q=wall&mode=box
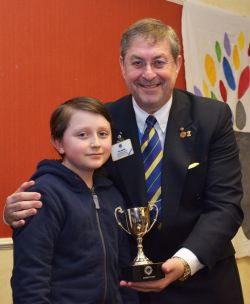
[168,0,250,15]
[0,0,184,237]
[0,240,12,304]
[197,0,250,15]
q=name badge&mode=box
[111,139,134,161]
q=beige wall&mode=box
[238,258,250,304]
[196,0,250,16]
[1,238,250,304]
[168,0,250,15]
[0,239,12,304]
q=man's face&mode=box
[120,37,182,113]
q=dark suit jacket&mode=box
[105,89,244,304]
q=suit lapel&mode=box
[162,90,198,230]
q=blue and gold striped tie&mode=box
[141,115,163,220]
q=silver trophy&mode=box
[115,205,164,281]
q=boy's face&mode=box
[120,36,182,114]
[54,110,111,181]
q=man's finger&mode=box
[11,219,26,229]
[11,208,39,223]
[6,192,42,206]
[14,180,36,193]
[9,200,42,213]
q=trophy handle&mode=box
[114,206,131,235]
[147,204,159,233]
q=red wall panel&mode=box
[0,0,184,236]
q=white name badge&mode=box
[111,139,134,161]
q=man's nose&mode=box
[142,63,156,80]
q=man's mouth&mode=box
[139,83,160,88]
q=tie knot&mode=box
[146,115,157,128]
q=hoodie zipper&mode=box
[91,187,107,304]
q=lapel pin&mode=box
[116,132,124,143]
[180,128,192,138]
[180,127,186,138]
[186,130,192,137]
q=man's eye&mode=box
[153,60,166,68]
[131,61,144,68]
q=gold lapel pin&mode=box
[180,128,192,138]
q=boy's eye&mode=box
[99,131,109,137]
[78,132,87,138]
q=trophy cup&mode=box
[115,205,164,281]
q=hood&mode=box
[30,159,112,192]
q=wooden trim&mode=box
[0,238,13,250]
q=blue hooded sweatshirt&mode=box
[11,160,138,304]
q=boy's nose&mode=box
[90,136,101,147]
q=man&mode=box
[4,19,244,304]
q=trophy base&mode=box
[122,262,164,282]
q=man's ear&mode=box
[51,137,64,155]
[175,54,182,75]
[119,55,126,79]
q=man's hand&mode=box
[4,181,42,228]
[120,257,185,292]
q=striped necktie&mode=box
[141,115,163,220]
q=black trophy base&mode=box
[122,262,164,282]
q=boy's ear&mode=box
[51,138,64,154]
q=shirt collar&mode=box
[132,96,172,133]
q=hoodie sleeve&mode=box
[11,185,65,304]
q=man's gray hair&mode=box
[120,18,181,60]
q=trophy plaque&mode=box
[115,205,165,282]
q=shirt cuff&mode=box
[173,248,204,276]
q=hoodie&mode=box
[11,160,137,304]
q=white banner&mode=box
[182,0,250,258]
[182,0,250,132]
